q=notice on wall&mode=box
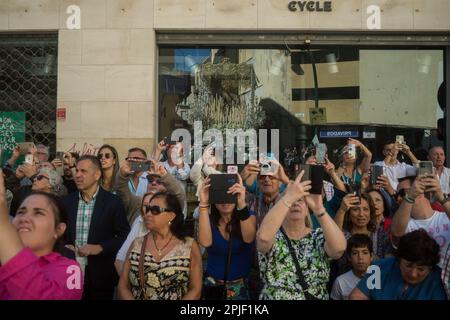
[0,112,25,166]
[309,107,327,125]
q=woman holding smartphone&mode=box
[336,139,372,192]
[198,174,257,300]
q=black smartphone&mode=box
[164,137,177,146]
[130,161,152,172]
[370,165,384,185]
[209,174,238,204]
[297,164,324,195]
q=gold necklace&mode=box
[152,233,173,256]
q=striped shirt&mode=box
[75,187,100,267]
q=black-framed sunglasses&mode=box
[143,205,172,215]
[147,176,162,184]
[34,174,49,181]
[97,153,112,160]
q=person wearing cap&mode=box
[113,160,187,275]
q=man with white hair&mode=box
[428,146,450,196]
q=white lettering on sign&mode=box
[367,5,381,30]
[366,265,381,290]
[0,117,18,151]
[66,5,81,30]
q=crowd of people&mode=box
[0,137,450,300]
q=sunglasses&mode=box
[143,205,172,215]
[258,175,276,180]
[147,176,162,184]
[34,174,49,181]
[97,153,113,160]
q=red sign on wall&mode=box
[57,108,66,121]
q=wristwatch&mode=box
[439,196,450,206]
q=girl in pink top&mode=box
[0,172,83,300]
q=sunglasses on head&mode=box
[143,205,172,215]
[34,174,49,181]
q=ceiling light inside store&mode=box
[43,54,55,74]
[418,54,432,74]
[326,53,339,74]
[270,51,286,76]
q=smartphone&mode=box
[370,165,384,185]
[347,144,356,159]
[417,161,434,176]
[130,161,152,172]
[18,142,36,155]
[24,154,34,165]
[209,174,238,204]
[315,143,326,164]
[164,137,177,146]
[396,135,405,145]
[297,164,324,195]
[55,151,65,176]
[227,165,238,174]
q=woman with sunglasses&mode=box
[198,174,257,300]
[114,161,188,275]
[118,192,202,300]
[350,229,446,300]
[97,144,120,193]
[0,172,83,299]
[336,138,372,192]
[9,167,66,216]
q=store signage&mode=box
[288,1,333,12]
[320,130,359,138]
[363,131,376,139]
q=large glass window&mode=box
[158,46,444,169]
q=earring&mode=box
[168,220,172,226]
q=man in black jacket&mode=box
[62,155,130,300]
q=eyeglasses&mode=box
[147,176,162,184]
[126,157,146,162]
[97,153,112,160]
[34,174,49,181]
[143,205,172,215]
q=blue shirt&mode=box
[356,257,447,300]
[205,218,255,281]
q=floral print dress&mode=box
[128,236,193,300]
[258,228,331,300]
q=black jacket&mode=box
[62,187,130,291]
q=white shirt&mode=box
[406,211,450,266]
[128,172,149,197]
[163,161,190,192]
[437,167,450,195]
[373,160,415,190]
[116,216,148,262]
[331,270,361,300]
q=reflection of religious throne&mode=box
[177,58,265,132]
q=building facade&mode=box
[0,0,449,164]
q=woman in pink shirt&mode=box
[0,172,83,300]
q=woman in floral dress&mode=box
[257,170,347,300]
[118,192,203,300]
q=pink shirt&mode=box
[0,248,83,300]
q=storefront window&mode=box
[158,46,444,171]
